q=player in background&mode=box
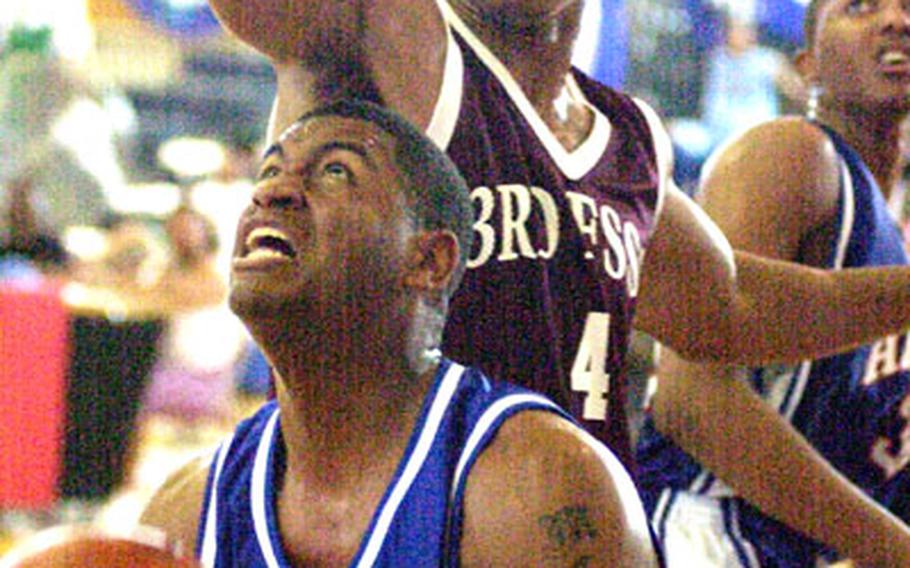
[636,0,910,566]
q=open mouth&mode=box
[244,227,297,260]
[879,48,910,74]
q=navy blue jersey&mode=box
[635,122,910,566]
[428,0,669,470]
[195,358,573,567]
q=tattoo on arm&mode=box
[538,505,599,548]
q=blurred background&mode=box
[0,0,834,557]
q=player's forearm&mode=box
[207,0,361,60]
[720,250,910,365]
[652,352,910,567]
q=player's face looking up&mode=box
[802,0,910,113]
[229,115,415,320]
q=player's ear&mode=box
[794,49,816,85]
[403,230,460,296]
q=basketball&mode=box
[0,526,200,568]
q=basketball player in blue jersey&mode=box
[636,0,910,566]
[207,0,910,481]
[141,99,658,566]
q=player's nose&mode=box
[880,0,910,34]
[252,179,307,210]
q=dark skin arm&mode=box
[650,119,910,568]
[461,410,657,566]
[208,0,447,141]
[633,116,910,365]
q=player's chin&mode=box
[228,285,294,323]
[881,93,910,115]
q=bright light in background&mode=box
[108,182,182,216]
[709,0,756,22]
[0,0,93,63]
[158,136,226,179]
[52,98,129,196]
[191,179,254,275]
[63,226,110,262]
[166,0,209,8]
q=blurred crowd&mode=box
[0,22,269,544]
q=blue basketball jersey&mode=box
[194,358,572,567]
[428,0,670,471]
[635,122,910,565]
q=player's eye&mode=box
[322,161,353,181]
[258,164,281,181]
[845,0,873,14]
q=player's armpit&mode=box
[459,411,657,567]
[139,454,212,557]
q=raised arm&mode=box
[460,411,657,566]
[636,118,910,365]
[207,0,447,141]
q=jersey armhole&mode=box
[197,434,235,564]
[425,4,464,151]
[631,97,672,231]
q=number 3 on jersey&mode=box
[572,312,611,421]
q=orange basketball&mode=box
[1,525,200,568]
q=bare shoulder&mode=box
[459,411,657,567]
[139,452,213,556]
[702,117,839,205]
[699,117,841,247]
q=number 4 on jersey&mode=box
[571,312,611,421]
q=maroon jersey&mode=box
[428,3,668,470]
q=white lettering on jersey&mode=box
[566,190,643,296]
[624,222,642,298]
[530,186,559,259]
[862,332,910,386]
[468,186,496,269]
[567,192,600,259]
[871,392,910,480]
[497,184,535,262]
[468,184,644,294]
[572,311,612,421]
[600,204,627,281]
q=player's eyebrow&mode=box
[261,143,284,162]
[314,140,377,170]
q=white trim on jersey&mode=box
[200,434,236,568]
[447,394,649,549]
[631,97,674,277]
[425,20,463,152]
[434,0,612,181]
[355,362,467,567]
[834,158,857,270]
[448,393,561,502]
[576,426,653,538]
[252,410,282,568]
[632,97,672,227]
[725,500,761,568]
[779,153,856,422]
